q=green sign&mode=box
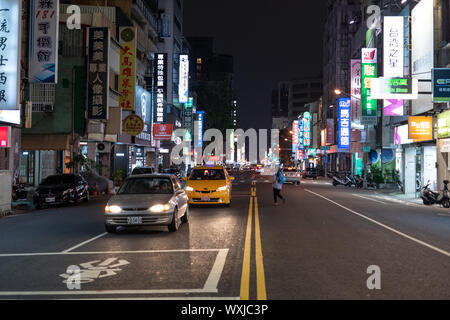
[362,62,377,124]
[186,97,193,107]
[363,146,371,152]
[437,110,450,139]
[320,146,330,150]
[382,78,412,94]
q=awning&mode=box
[21,134,71,150]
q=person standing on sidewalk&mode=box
[273,166,286,206]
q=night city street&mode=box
[0,0,450,312]
[1,173,449,300]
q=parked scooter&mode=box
[12,183,27,201]
[354,175,364,188]
[332,174,348,186]
[420,180,450,208]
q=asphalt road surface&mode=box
[0,174,449,300]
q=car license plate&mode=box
[45,197,55,203]
[201,196,210,201]
[127,217,142,225]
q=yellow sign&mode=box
[123,114,144,136]
[119,27,137,111]
[408,116,433,141]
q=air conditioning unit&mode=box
[97,142,111,153]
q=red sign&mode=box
[296,149,303,160]
[0,127,11,148]
[153,124,173,140]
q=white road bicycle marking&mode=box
[352,194,387,205]
[305,189,450,257]
[0,249,229,296]
[62,233,108,253]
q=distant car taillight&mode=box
[297,174,300,177]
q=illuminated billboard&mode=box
[361,48,377,124]
[178,54,189,104]
[338,98,351,149]
[0,0,20,111]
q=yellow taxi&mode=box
[184,165,234,206]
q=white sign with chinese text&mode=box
[178,54,189,104]
[29,0,59,83]
[0,1,21,110]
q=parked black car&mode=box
[162,168,182,180]
[303,168,318,179]
[131,166,155,175]
[33,174,89,209]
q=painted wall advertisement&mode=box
[29,0,59,83]
[0,0,20,111]
[338,98,351,149]
[361,48,377,124]
[119,26,137,111]
[350,59,361,126]
[87,27,109,120]
[155,53,167,123]
[383,16,404,116]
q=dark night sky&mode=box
[184,0,327,130]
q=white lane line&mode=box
[0,289,212,296]
[61,232,108,253]
[202,249,229,292]
[0,248,226,258]
[305,188,450,257]
[352,194,387,205]
[57,297,241,300]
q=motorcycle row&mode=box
[331,172,450,209]
[331,173,377,189]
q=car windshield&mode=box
[117,177,173,195]
[41,175,74,185]
[190,169,225,180]
[132,168,153,174]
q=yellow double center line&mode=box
[240,181,267,300]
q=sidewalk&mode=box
[1,194,110,219]
[372,188,423,205]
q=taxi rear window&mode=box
[190,169,225,180]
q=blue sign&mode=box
[432,68,450,102]
[338,98,351,149]
[195,111,204,148]
[135,85,152,142]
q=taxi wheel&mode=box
[168,208,179,232]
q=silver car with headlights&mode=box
[104,174,189,233]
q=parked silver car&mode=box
[283,168,301,185]
[104,174,189,233]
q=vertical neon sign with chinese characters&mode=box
[155,53,167,122]
[361,48,377,124]
[338,98,351,149]
[303,112,311,147]
[87,27,109,120]
[178,54,189,104]
[0,1,20,110]
[29,0,59,83]
[119,26,137,111]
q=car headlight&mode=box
[185,186,194,192]
[149,203,171,213]
[105,205,122,214]
[217,186,228,191]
